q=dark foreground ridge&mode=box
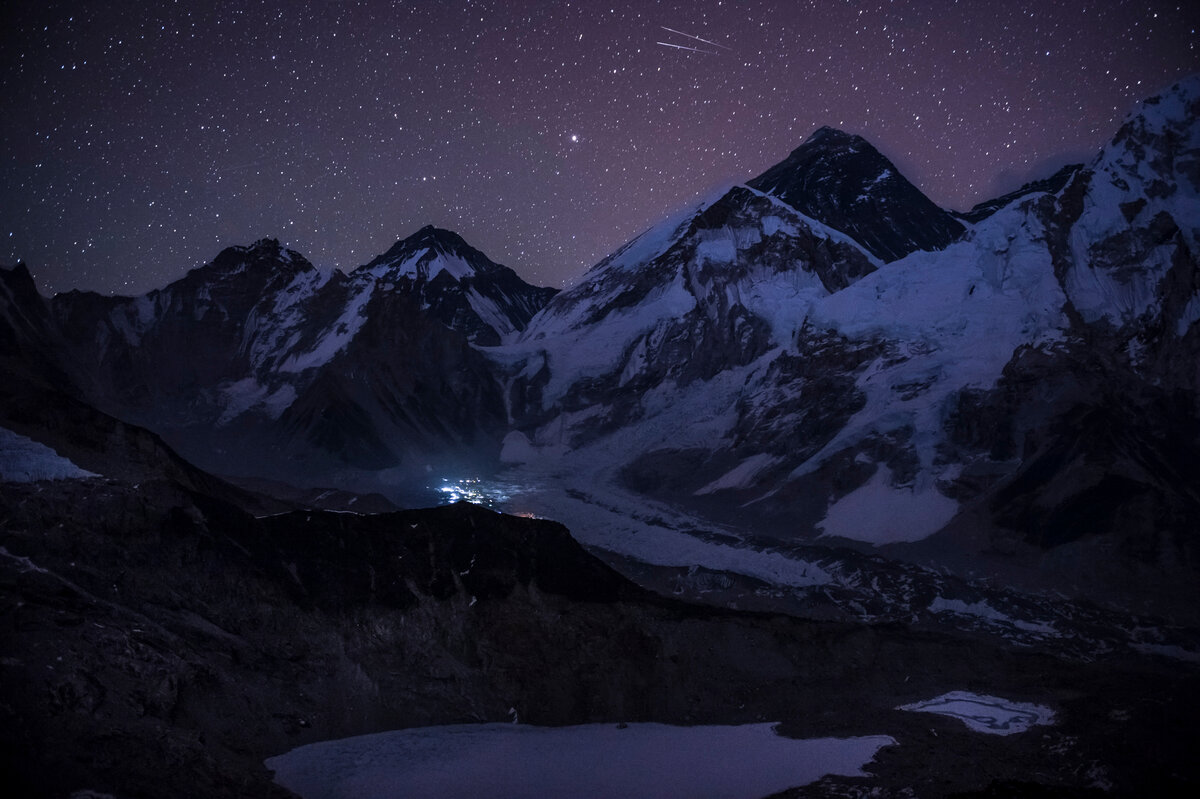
[2,469,1198,798]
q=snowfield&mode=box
[266,722,896,799]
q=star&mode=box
[0,1,1194,295]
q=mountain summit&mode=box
[361,225,499,279]
[357,226,558,345]
[748,126,965,261]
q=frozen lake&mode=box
[898,691,1055,735]
[267,722,896,799]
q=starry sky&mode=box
[2,1,1197,296]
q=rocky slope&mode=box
[3,468,1198,798]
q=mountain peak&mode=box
[249,236,283,251]
[805,126,867,146]
[1104,74,1200,191]
[352,225,557,344]
[359,225,495,279]
[747,128,964,261]
[200,238,312,280]
[410,225,473,252]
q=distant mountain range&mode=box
[3,75,1199,620]
[2,225,555,498]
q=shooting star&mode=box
[660,26,732,51]
[656,40,717,54]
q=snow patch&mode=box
[369,251,478,282]
[744,185,885,263]
[694,235,738,264]
[928,597,1059,636]
[0,427,97,482]
[279,282,374,372]
[817,464,958,544]
[266,722,896,799]
[898,692,1055,735]
[499,431,537,464]
[695,453,780,495]
[1177,293,1200,336]
[530,273,698,404]
[466,288,518,339]
[216,378,297,425]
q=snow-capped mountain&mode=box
[747,126,966,261]
[500,76,1200,614]
[502,183,879,442]
[358,225,557,346]
[2,77,1197,616]
[2,229,557,491]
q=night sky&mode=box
[2,1,1197,296]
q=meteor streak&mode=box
[655,40,716,54]
[660,26,731,51]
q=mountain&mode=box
[502,76,1200,619]
[2,229,557,496]
[3,78,1198,618]
[747,126,966,261]
[357,225,558,346]
[503,183,879,444]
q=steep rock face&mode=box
[0,262,79,394]
[271,288,508,474]
[748,127,965,261]
[0,263,57,361]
